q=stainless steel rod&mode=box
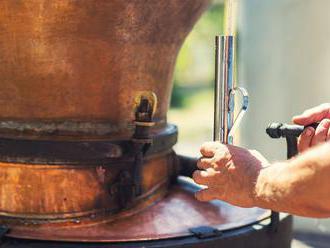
[213,36,222,141]
[214,35,235,144]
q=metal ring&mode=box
[0,125,177,165]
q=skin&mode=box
[193,103,330,218]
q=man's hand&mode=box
[293,103,330,152]
[193,142,270,208]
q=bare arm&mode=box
[256,142,330,217]
[193,142,330,218]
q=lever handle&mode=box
[266,122,319,139]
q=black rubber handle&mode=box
[266,122,319,139]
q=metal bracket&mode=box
[132,93,156,196]
[189,226,223,239]
[113,92,157,208]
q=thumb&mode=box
[293,104,330,125]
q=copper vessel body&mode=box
[0,0,209,231]
[0,0,208,137]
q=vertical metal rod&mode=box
[214,35,235,144]
[213,36,222,141]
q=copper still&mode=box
[0,1,292,247]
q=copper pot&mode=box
[0,0,209,236]
[0,0,209,138]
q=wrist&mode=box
[253,162,288,210]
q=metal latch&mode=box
[189,226,223,239]
[131,92,157,196]
[112,92,157,209]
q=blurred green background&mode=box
[168,1,224,156]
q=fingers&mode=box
[200,141,222,157]
[297,119,330,153]
[199,143,231,171]
[293,103,330,126]
[298,127,314,153]
[197,153,230,170]
[192,169,223,186]
[195,188,221,202]
[197,157,213,170]
[311,119,330,146]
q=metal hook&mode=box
[228,87,249,141]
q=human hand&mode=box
[293,103,330,153]
[193,142,270,208]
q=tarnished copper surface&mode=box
[0,0,208,228]
[0,152,175,220]
[5,179,269,242]
[0,0,209,138]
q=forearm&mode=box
[255,142,330,217]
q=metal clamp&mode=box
[189,226,223,239]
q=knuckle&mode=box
[213,154,228,168]
[202,156,212,163]
[196,158,203,167]
[192,171,201,181]
[198,161,209,169]
[200,142,217,155]
[216,147,230,157]
[193,171,210,185]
